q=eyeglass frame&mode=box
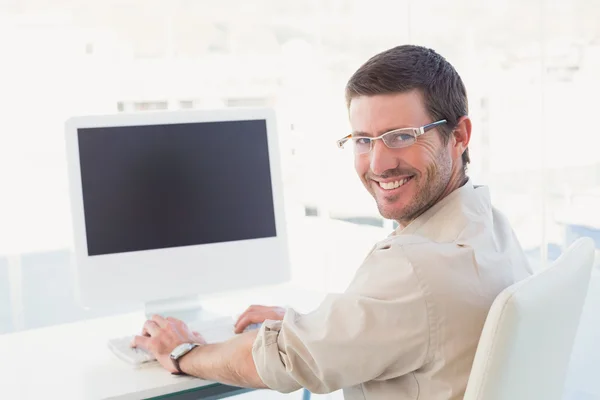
[336,119,448,153]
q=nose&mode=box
[369,139,398,176]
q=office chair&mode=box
[463,237,595,400]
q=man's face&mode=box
[349,90,454,223]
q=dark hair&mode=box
[345,45,470,171]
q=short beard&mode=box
[378,149,452,224]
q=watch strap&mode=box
[171,343,199,375]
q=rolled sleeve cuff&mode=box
[252,319,303,393]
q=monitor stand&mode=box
[144,294,223,325]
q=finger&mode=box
[143,320,161,336]
[151,314,168,328]
[131,335,151,350]
[234,310,250,327]
[235,305,265,326]
[166,316,184,325]
[234,313,264,334]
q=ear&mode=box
[450,116,471,162]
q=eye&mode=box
[389,133,414,143]
[355,137,371,145]
[384,131,416,148]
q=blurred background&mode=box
[0,0,599,399]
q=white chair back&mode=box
[463,238,596,400]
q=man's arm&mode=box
[179,329,268,389]
[131,315,269,389]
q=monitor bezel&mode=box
[65,108,290,308]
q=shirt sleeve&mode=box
[251,244,432,394]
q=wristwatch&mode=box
[170,343,200,375]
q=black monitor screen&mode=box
[77,119,277,256]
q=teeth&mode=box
[379,177,410,190]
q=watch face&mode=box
[171,343,193,359]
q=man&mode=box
[132,45,531,399]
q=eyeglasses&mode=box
[336,119,447,154]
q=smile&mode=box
[377,176,413,190]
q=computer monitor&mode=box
[65,108,290,319]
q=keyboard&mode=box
[108,316,261,366]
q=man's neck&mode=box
[438,170,468,204]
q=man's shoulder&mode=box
[375,233,457,251]
[350,234,471,301]
[367,233,473,272]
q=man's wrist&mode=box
[178,344,203,376]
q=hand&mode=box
[234,305,286,334]
[131,315,206,374]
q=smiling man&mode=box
[133,45,531,400]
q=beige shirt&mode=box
[252,182,531,399]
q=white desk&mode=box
[0,217,388,399]
[0,285,327,400]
